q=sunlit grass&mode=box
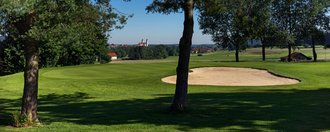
[1,47,330,131]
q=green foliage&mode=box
[200,0,329,50]
[165,45,179,56]
[146,0,185,14]
[297,0,330,45]
[100,54,110,64]
[127,45,177,60]
[199,0,255,51]
[263,25,292,48]
[152,45,169,59]
[269,0,330,55]
[0,0,129,74]
[0,38,25,75]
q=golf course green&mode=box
[1,48,330,131]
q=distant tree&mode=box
[299,0,330,62]
[243,0,273,61]
[129,47,140,59]
[199,0,255,62]
[127,45,170,60]
[0,0,128,124]
[271,0,310,62]
[263,25,290,49]
[154,45,169,59]
[147,0,195,112]
[112,47,128,58]
[166,45,179,56]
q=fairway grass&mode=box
[1,48,330,131]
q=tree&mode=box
[147,0,195,112]
[199,0,253,62]
[299,0,330,62]
[0,37,25,75]
[243,0,273,61]
[152,45,168,59]
[0,0,128,124]
[271,0,309,62]
[263,25,290,49]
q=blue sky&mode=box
[109,0,213,44]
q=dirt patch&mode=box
[161,67,299,86]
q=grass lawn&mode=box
[1,47,330,131]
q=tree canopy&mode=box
[0,0,129,125]
[0,0,129,73]
[199,0,269,61]
[199,0,330,62]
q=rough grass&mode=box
[1,47,330,131]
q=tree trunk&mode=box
[21,39,39,122]
[312,37,317,62]
[170,0,194,112]
[262,42,266,61]
[288,42,292,62]
[235,43,239,62]
[287,7,292,62]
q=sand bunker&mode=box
[161,67,299,86]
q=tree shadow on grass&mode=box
[2,89,330,131]
[0,98,20,126]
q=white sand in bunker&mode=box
[161,67,300,86]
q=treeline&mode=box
[0,30,108,76]
[199,0,330,62]
[0,42,109,76]
[111,45,179,60]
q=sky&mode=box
[109,0,213,45]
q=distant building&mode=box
[137,39,148,47]
[191,48,214,54]
[325,33,330,46]
[109,44,117,48]
[107,52,118,60]
[247,39,262,47]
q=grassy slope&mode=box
[1,48,330,131]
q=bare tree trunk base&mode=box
[170,103,187,113]
[288,43,292,62]
[262,44,266,61]
[312,38,317,62]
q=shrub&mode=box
[10,111,41,127]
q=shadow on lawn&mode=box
[0,98,20,126]
[2,89,330,131]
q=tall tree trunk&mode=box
[288,42,292,62]
[171,0,194,112]
[13,12,39,122]
[235,43,239,62]
[312,37,317,62]
[261,40,266,61]
[14,12,39,122]
[287,7,292,62]
[21,39,39,122]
